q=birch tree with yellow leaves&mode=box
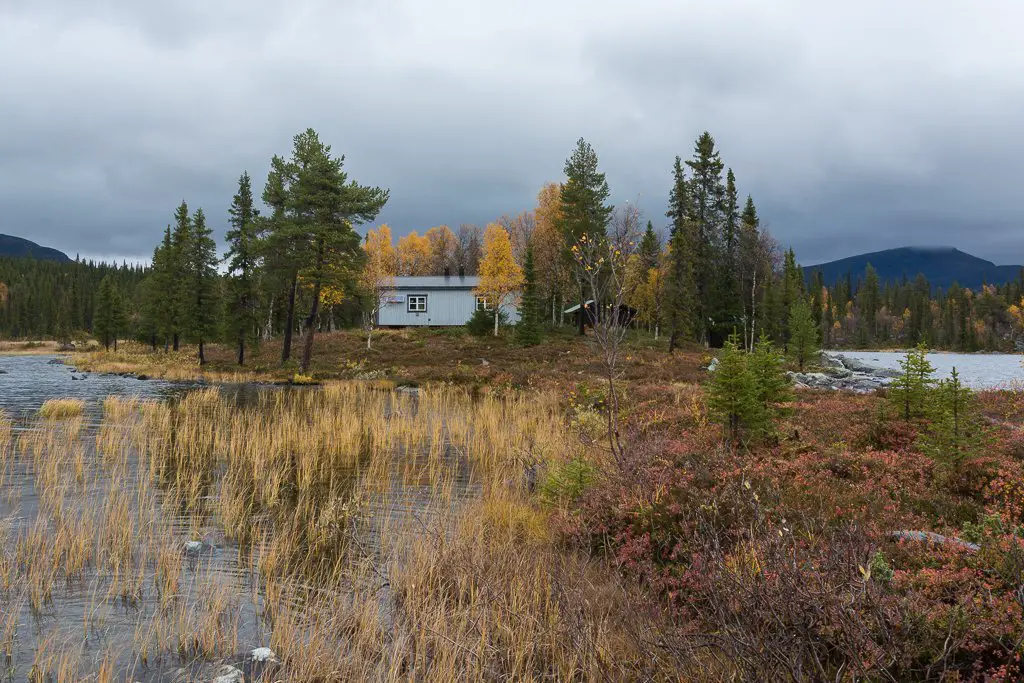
[475,224,524,336]
[361,224,397,349]
[397,231,432,275]
[425,225,457,275]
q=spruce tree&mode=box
[685,132,725,345]
[707,335,759,445]
[748,334,794,438]
[665,156,695,353]
[93,274,125,351]
[169,201,191,351]
[558,138,613,336]
[737,195,762,349]
[788,298,819,371]
[225,171,261,365]
[183,207,219,365]
[889,344,936,421]
[717,168,741,334]
[638,221,661,273]
[516,246,543,347]
[922,367,985,464]
[858,263,881,345]
[780,248,803,351]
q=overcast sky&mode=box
[3,0,1023,266]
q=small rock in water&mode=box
[210,665,244,683]
[184,540,214,555]
[251,646,277,663]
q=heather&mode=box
[558,370,1024,680]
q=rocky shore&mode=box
[788,352,899,393]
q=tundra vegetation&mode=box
[4,132,1024,680]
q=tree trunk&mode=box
[282,274,297,363]
[172,332,179,352]
[577,283,585,336]
[150,333,157,352]
[113,337,118,352]
[494,304,500,336]
[237,331,245,366]
[198,338,206,365]
[264,297,274,341]
[300,280,322,373]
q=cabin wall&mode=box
[378,288,520,327]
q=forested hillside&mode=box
[0,234,70,262]
[0,256,144,340]
[806,246,1024,291]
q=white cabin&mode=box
[378,276,520,327]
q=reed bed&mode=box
[0,381,669,681]
[38,398,86,419]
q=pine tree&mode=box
[183,207,219,365]
[260,155,300,363]
[788,298,819,371]
[516,246,543,346]
[558,138,613,336]
[225,171,260,365]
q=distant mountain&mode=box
[804,247,1024,291]
[0,233,71,262]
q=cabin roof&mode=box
[390,276,480,289]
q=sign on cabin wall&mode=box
[384,295,405,304]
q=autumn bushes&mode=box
[556,371,1024,679]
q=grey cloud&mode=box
[2,0,1024,266]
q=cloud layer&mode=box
[3,0,1023,265]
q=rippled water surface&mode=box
[835,351,1024,389]
[0,355,475,681]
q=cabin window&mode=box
[407,295,427,313]
[475,296,491,311]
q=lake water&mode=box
[835,351,1024,390]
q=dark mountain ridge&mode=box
[804,246,1023,291]
[0,233,71,262]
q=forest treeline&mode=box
[3,128,1024,361]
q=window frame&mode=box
[475,296,492,311]
[407,294,428,313]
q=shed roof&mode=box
[390,275,480,289]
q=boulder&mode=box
[251,647,277,663]
[210,666,244,683]
[889,530,979,552]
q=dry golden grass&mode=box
[0,340,67,356]
[38,398,86,419]
[70,329,707,389]
[0,380,675,681]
